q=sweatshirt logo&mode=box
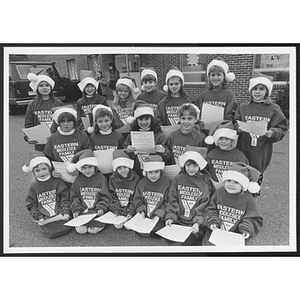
[217,204,245,231]
[37,189,57,217]
[116,108,131,125]
[116,189,134,207]
[34,110,54,129]
[166,106,180,125]
[54,142,78,162]
[172,145,185,164]
[204,100,226,108]
[245,115,270,147]
[80,187,101,209]
[82,104,97,116]
[178,185,202,217]
[143,191,163,217]
[211,159,234,182]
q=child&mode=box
[67,149,111,234]
[155,67,191,126]
[23,150,72,239]
[203,162,263,246]
[195,58,237,131]
[76,77,109,131]
[124,105,171,177]
[133,155,171,236]
[43,106,92,164]
[166,103,206,165]
[234,74,288,186]
[24,73,64,151]
[165,146,215,245]
[136,68,166,113]
[109,150,141,229]
[205,120,249,189]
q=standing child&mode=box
[165,146,215,245]
[205,120,249,189]
[76,77,109,131]
[195,58,237,131]
[203,162,263,246]
[166,103,206,165]
[136,68,166,113]
[109,150,141,229]
[67,149,111,234]
[23,150,72,239]
[155,67,191,126]
[234,74,288,187]
[24,73,64,151]
[133,156,171,236]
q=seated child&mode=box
[133,155,171,237]
[67,149,112,234]
[165,146,215,245]
[23,150,72,239]
[109,150,141,229]
[202,162,263,246]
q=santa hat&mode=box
[178,145,207,170]
[27,73,55,92]
[126,100,151,125]
[77,77,99,92]
[87,104,113,134]
[222,162,261,193]
[142,155,165,176]
[22,149,51,172]
[112,150,134,171]
[205,120,238,145]
[206,59,235,82]
[66,149,99,173]
[163,67,184,92]
[52,106,77,124]
[249,72,274,97]
[116,78,139,94]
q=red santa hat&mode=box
[142,155,165,176]
[66,149,99,173]
[116,77,139,94]
[112,150,134,171]
[52,106,77,124]
[126,100,152,125]
[77,76,99,92]
[27,73,55,92]
[205,120,238,145]
[249,71,274,97]
[22,149,51,172]
[163,67,185,92]
[206,58,235,82]
[222,162,261,193]
[178,145,207,170]
[87,104,113,134]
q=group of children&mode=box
[22,58,288,246]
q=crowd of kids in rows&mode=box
[22,58,288,246]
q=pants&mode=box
[38,220,72,239]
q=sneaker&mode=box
[75,225,88,234]
[114,223,124,229]
[88,226,105,234]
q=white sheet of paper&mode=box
[38,214,65,225]
[201,103,224,130]
[156,224,192,243]
[93,149,114,174]
[209,228,245,247]
[52,161,78,183]
[161,124,181,138]
[237,120,268,136]
[22,123,51,144]
[124,213,159,234]
[94,211,128,225]
[131,131,155,153]
[81,117,90,130]
[64,213,97,227]
[163,164,181,181]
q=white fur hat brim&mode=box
[28,73,55,92]
[112,157,134,172]
[249,77,273,96]
[92,104,113,120]
[22,157,51,172]
[134,107,154,118]
[75,157,99,171]
[52,107,77,124]
[78,77,99,92]
[207,59,229,76]
[141,69,158,81]
[222,170,249,191]
[178,151,207,170]
[213,128,238,145]
[116,78,139,94]
[143,161,165,172]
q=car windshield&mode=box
[16,64,54,79]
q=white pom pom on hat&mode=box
[206,59,235,83]
[163,68,184,92]
[27,73,55,92]
[22,149,51,172]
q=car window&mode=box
[38,65,55,78]
[16,65,33,79]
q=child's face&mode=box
[251,84,268,102]
[137,115,151,131]
[84,84,96,96]
[96,115,112,132]
[217,137,234,151]
[81,164,96,177]
[180,110,196,133]
[117,166,130,178]
[168,77,181,96]
[37,81,51,97]
[146,170,161,182]
[224,179,243,194]
[143,79,156,93]
[185,160,199,176]
[117,85,130,99]
[33,163,50,180]
[60,119,74,132]
[209,71,224,89]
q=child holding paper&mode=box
[234,74,288,188]
[195,58,237,132]
[24,73,64,151]
[67,149,111,234]
[23,150,72,239]
[109,150,140,229]
[155,67,191,126]
[202,162,263,246]
[76,77,109,131]
[124,104,171,177]
[165,146,215,245]
[166,103,206,165]
[133,156,171,236]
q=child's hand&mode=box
[191,223,199,233]
[242,231,250,239]
[165,219,173,226]
[38,218,45,226]
[265,130,274,138]
[125,146,136,153]
[67,169,79,177]
[155,145,166,154]
[210,224,218,231]
[62,214,70,221]
[97,209,104,216]
[126,214,132,219]
[52,170,62,178]
[73,212,79,218]
[140,211,145,218]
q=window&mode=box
[254,54,289,84]
[181,54,207,84]
[16,65,33,79]
[66,59,78,81]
